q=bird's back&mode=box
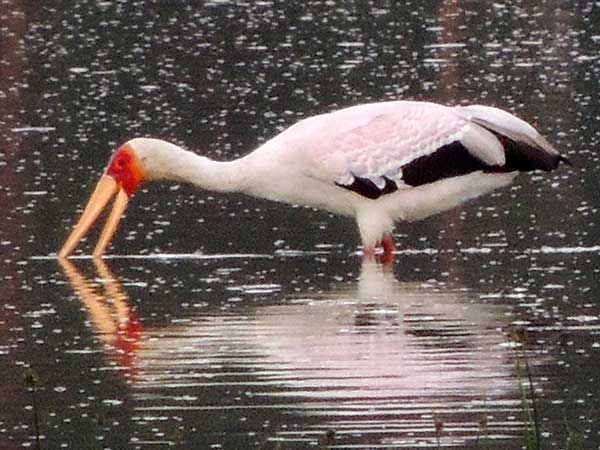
[268,100,565,189]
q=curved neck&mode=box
[139,139,249,193]
[171,151,246,193]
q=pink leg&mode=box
[362,245,376,262]
[362,234,396,265]
[378,233,396,265]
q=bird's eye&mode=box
[116,159,124,168]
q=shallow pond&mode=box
[1,1,600,449]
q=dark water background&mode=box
[1,1,600,449]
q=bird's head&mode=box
[58,139,154,259]
[106,142,145,196]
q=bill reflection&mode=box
[59,259,142,376]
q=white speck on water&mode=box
[515,62,536,68]
[512,320,530,326]
[479,293,502,299]
[64,349,103,355]
[315,243,343,249]
[460,247,492,254]
[123,281,148,288]
[499,342,521,349]
[539,245,600,254]
[140,85,161,92]
[543,284,564,290]
[227,283,281,294]
[576,55,598,62]
[423,58,449,64]
[11,127,55,133]
[425,42,466,49]
[337,41,365,48]
[567,315,598,323]
[396,248,438,255]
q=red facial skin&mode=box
[106,144,144,197]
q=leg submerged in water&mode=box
[362,232,396,265]
[379,232,396,265]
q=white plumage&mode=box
[59,100,569,261]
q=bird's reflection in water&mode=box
[60,259,519,448]
[242,262,512,400]
[59,259,142,376]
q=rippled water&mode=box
[8,246,600,449]
[2,0,600,449]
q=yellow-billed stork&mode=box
[58,100,570,262]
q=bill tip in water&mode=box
[58,173,131,260]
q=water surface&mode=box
[2,1,600,449]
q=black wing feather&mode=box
[335,122,568,199]
[336,175,398,200]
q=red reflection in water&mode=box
[59,259,144,378]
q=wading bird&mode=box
[58,101,569,262]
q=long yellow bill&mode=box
[93,188,129,257]
[58,175,128,258]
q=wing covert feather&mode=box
[278,102,502,185]
[269,101,549,200]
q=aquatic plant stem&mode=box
[513,328,541,450]
[524,353,541,450]
[31,387,41,450]
[24,369,42,450]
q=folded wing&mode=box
[282,101,567,200]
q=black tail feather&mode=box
[496,135,563,172]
